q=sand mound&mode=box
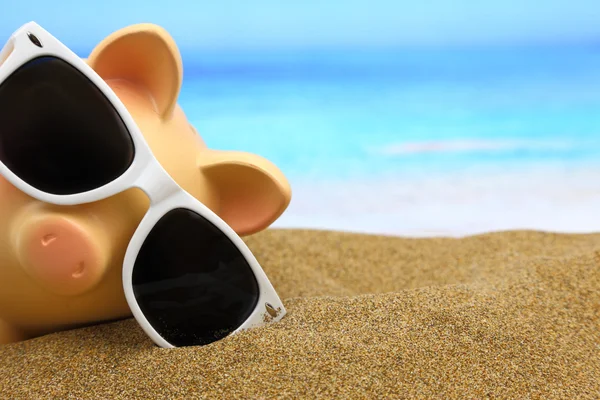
[1,229,599,399]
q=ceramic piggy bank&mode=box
[0,24,291,345]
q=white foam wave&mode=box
[371,139,583,156]
[271,165,600,237]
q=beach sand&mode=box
[0,228,599,399]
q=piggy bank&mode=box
[0,24,291,345]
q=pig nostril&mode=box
[41,234,57,246]
[72,261,85,278]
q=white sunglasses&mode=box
[0,21,286,348]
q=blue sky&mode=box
[1,0,599,53]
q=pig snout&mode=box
[15,215,111,296]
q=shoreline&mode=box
[273,162,600,237]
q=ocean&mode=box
[177,45,600,236]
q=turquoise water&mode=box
[176,46,600,235]
[179,46,600,181]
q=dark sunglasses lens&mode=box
[131,208,261,347]
[0,56,134,195]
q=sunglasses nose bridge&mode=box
[132,158,181,206]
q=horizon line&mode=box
[71,39,600,58]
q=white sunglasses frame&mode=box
[0,21,286,348]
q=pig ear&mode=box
[199,149,292,236]
[87,23,182,119]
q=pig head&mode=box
[0,23,291,345]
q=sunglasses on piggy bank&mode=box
[0,21,286,348]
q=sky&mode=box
[1,0,600,54]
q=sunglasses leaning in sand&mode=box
[0,21,286,348]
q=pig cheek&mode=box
[16,217,108,296]
[0,175,26,204]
